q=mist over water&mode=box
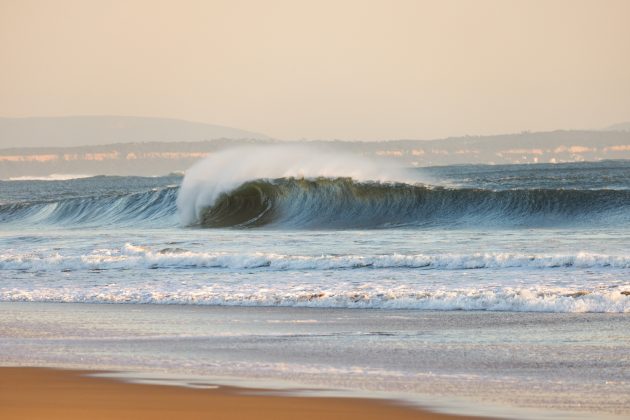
[176,145,420,226]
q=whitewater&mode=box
[0,149,629,313]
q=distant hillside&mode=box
[607,122,630,131]
[1,130,629,179]
[0,116,270,148]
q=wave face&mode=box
[0,187,178,227]
[2,178,629,229]
[197,177,630,228]
[176,145,418,226]
[177,147,630,228]
[1,158,629,229]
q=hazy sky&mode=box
[1,0,629,141]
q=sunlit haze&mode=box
[1,0,629,141]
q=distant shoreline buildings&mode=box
[1,129,630,179]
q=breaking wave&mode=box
[194,177,630,228]
[1,146,629,229]
[174,145,630,228]
[1,178,629,229]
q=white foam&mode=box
[2,244,628,312]
[1,244,629,271]
[176,145,419,225]
[2,284,628,313]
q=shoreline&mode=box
[0,367,486,420]
[2,303,628,419]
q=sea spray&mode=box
[176,145,419,226]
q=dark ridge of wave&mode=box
[199,177,630,228]
[2,177,629,229]
[0,187,178,227]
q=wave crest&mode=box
[176,145,418,225]
[196,177,630,228]
[2,177,629,229]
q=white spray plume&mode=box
[176,144,420,225]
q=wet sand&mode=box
[0,367,486,420]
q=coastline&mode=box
[1,302,629,419]
[0,367,484,420]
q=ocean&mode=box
[1,153,629,418]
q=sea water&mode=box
[1,156,629,417]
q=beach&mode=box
[3,2,630,418]
[2,367,483,420]
[1,302,629,419]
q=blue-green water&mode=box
[1,160,629,417]
[1,161,628,312]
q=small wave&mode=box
[2,245,628,312]
[2,244,629,271]
[0,187,178,227]
[2,284,628,313]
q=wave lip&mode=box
[175,145,420,226]
[194,177,630,228]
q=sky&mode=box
[1,0,629,141]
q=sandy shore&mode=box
[0,367,485,420]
